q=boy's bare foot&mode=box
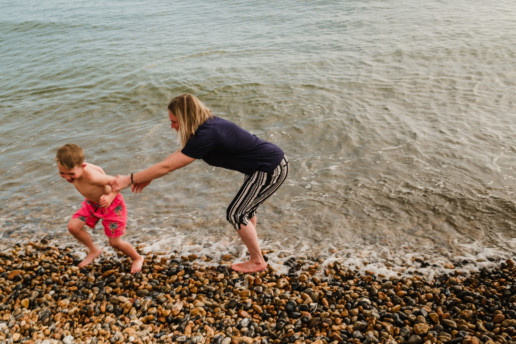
[78,248,103,268]
[231,260,267,273]
[131,256,144,274]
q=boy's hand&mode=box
[99,193,116,208]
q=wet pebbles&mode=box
[0,241,514,343]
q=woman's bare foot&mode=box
[78,248,103,268]
[131,256,144,274]
[231,260,267,273]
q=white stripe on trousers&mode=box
[226,157,289,230]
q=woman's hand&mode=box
[132,181,151,193]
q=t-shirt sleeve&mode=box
[180,127,214,159]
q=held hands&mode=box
[109,174,151,193]
[110,174,131,193]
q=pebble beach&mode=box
[0,240,514,344]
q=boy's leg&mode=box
[101,194,143,273]
[231,220,267,273]
[108,236,144,273]
[68,217,102,267]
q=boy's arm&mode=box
[85,164,119,208]
[98,175,119,208]
[85,164,116,187]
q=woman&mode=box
[110,94,289,273]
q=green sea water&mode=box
[1,0,515,278]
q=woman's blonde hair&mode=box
[168,94,213,147]
[56,143,84,169]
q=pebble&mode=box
[0,242,514,344]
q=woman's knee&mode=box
[226,211,240,229]
[226,209,236,224]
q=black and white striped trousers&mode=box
[226,156,289,230]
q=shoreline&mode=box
[0,241,514,344]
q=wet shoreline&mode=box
[0,241,514,343]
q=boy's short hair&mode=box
[56,143,84,169]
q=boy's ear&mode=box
[82,163,87,168]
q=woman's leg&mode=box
[228,157,289,273]
[232,218,267,273]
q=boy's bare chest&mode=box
[74,181,107,203]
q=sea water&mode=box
[1,0,514,279]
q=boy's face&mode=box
[57,162,85,183]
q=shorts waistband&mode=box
[87,193,122,208]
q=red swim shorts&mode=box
[72,193,127,238]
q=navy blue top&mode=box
[181,116,284,174]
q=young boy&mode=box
[56,143,144,273]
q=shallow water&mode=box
[1,0,515,279]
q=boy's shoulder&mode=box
[84,162,104,173]
[79,163,104,181]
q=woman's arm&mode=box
[111,150,195,192]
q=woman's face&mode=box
[168,110,179,131]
